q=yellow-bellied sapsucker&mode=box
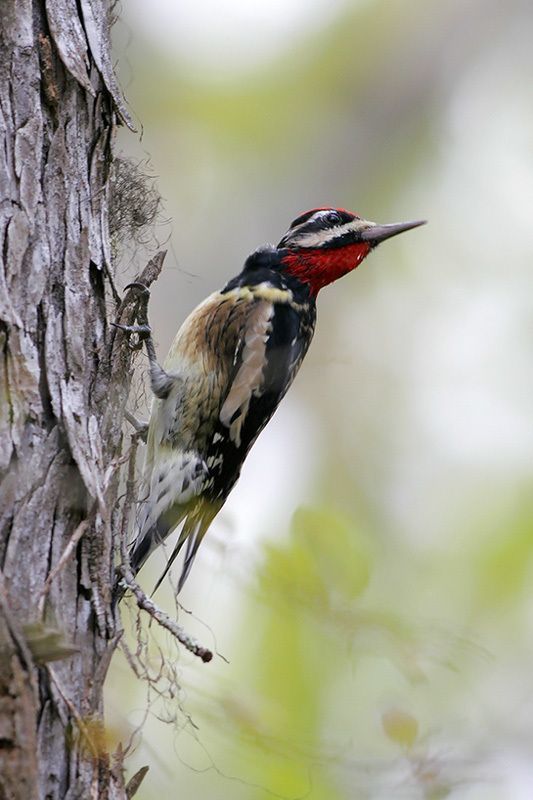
[120,208,425,593]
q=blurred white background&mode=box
[108,2,533,797]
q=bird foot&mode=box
[111,322,152,351]
[115,280,172,399]
[124,409,149,441]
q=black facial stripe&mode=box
[301,216,340,234]
[335,210,358,225]
[277,224,357,249]
[289,209,321,228]
[289,209,356,230]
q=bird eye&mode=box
[326,211,340,225]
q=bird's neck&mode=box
[280,243,371,296]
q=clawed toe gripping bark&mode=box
[113,285,174,399]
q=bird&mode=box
[121,208,425,595]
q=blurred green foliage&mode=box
[476,507,533,609]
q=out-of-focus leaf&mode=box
[291,506,372,601]
[126,765,149,798]
[382,708,419,749]
[258,506,371,611]
[22,623,79,663]
[260,537,329,607]
[475,513,533,607]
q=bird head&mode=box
[277,207,425,296]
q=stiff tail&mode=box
[129,507,187,576]
[151,501,221,596]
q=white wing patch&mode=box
[219,300,273,448]
[138,449,207,538]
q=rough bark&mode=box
[0,2,154,798]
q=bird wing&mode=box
[203,286,317,502]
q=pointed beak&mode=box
[360,219,426,245]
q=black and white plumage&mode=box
[126,208,425,593]
[129,251,315,593]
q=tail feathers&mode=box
[129,507,187,575]
[177,511,213,593]
[150,513,197,596]
[152,501,221,596]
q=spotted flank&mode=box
[129,449,208,575]
[136,449,207,537]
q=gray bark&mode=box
[0,3,154,798]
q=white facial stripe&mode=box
[291,217,374,248]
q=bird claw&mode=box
[124,282,150,297]
[124,409,149,441]
[111,322,152,350]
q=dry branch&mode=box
[116,566,213,663]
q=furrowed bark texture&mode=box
[0,3,152,798]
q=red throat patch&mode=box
[281,242,371,296]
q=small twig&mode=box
[104,260,122,305]
[119,433,141,565]
[102,438,145,495]
[119,636,144,680]
[37,520,89,617]
[116,565,213,663]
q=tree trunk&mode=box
[0,3,151,797]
